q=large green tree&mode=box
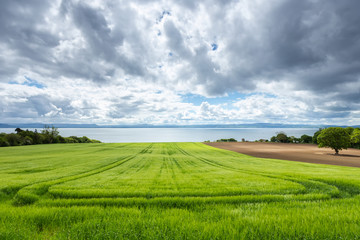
[317,127,351,154]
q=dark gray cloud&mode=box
[164,20,228,95]
[0,0,146,84]
[0,0,59,81]
[58,1,146,81]
[72,3,116,61]
[222,0,360,84]
[207,0,360,113]
[164,20,191,58]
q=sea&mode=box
[0,128,319,143]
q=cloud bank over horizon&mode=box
[1,0,359,125]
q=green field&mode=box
[1,143,360,239]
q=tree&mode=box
[41,125,59,144]
[288,136,300,143]
[32,129,43,144]
[23,136,33,145]
[351,128,360,146]
[15,128,24,134]
[317,127,351,154]
[300,134,312,143]
[5,133,22,146]
[345,127,354,135]
[0,136,10,147]
[276,132,288,143]
[312,128,323,144]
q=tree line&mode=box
[0,126,101,147]
[270,127,360,154]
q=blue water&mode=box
[0,128,318,143]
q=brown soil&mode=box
[205,142,360,168]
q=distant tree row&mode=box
[270,132,313,144]
[204,138,238,143]
[216,138,237,142]
[204,138,240,143]
[270,127,360,154]
[0,126,101,147]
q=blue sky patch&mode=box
[181,92,276,106]
[211,43,218,51]
[181,92,245,106]
[9,76,45,89]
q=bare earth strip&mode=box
[205,142,360,168]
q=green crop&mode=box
[1,143,360,239]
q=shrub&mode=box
[57,136,66,143]
[0,137,10,147]
[22,136,34,145]
[276,132,288,143]
[5,133,22,146]
[300,134,313,144]
[288,136,300,143]
[81,136,91,143]
[65,137,77,143]
[69,136,81,143]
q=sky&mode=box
[0,0,359,125]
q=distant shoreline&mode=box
[0,128,319,143]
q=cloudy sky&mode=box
[1,0,359,125]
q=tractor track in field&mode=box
[7,143,360,207]
[11,144,155,201]
[176,144,352,197]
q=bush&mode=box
[5,133,22,146]
[69,136,81,143]
[300,134,313,144]
[81,136,91,143]
[22,136,33,145]
[0,137,10,147]
[288,136,300,143]
[276,132,288,143]
[58,136,66,143]
[65,137,77,143]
